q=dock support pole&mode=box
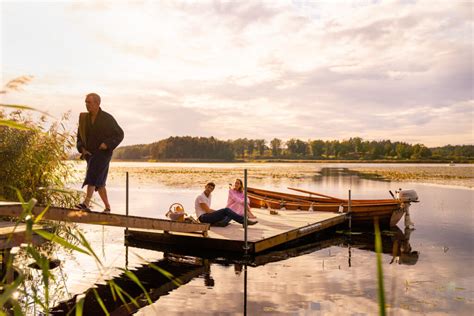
[126,172,129,232]
[348,189,352,231]
[244,169,249,254]
[244,263,248,316]
[125,171,129,268]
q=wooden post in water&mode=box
[244,263,248,316]
[348,189,352,231]
[244,169,249,253]
[125,171,129,268]
[126,172,129,232]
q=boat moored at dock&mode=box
[247,187,419,227]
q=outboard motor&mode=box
[396,189,419,228]
[398,190,419,203]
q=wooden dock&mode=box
[0,202,347,255]
[126,208,346,254]
[0,202,209,235]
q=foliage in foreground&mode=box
[0,110,79,207]
[1,76,79,207]
[374,219,386,316]
[0,196,156,315]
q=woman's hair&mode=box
[234,179,243,192]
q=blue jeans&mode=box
[199,208,244,225]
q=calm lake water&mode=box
[23,163,474,315]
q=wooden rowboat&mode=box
[247,187,417,227]
[247,187,397,204]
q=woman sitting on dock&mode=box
[195,182,258,227]
[227,179,257,219]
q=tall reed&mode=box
[374,219,386,316]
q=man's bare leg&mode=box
[97,186,111,211]
[84,185,95,207]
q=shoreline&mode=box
[109,158,474,164]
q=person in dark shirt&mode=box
[76,93,124,213]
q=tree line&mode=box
[112,136,473,162]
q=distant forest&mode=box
[113,136,474,162]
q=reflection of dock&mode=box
[127,209,346,255]
[128,231,344,267]
[50,256,208,315]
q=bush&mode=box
[0,110,79,207]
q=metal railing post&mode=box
[348,189,352,231]
[126,172,129,231]
[244,169,248,253]
[125,171,129,268]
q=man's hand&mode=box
[81,148,92,156]
[99,143,108,150]
[199,203,214,213]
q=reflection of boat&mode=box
[247,187,419,227]
[340,226,419,265]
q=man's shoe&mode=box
[243,220,258,227]
[103,208,111,214]
[76,203,91,212]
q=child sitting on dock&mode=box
[195,182,258,227]
[227,179,257,219]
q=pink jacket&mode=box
[226,189,250,216]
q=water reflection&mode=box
[38,163,474,314]
[50,254,210,315]
[47,226,418,314]
[314,167,389,183]
[125,225,419,269]
[340,226,419,266]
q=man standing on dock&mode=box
[195,182,258,227]
[76,93,124,213]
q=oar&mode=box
[248,192,317,204]
[287,187,344,201]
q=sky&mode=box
[1,0,472,147]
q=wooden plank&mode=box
[254,214,345,252]
[126,234,344,267]
[204,209,345,243]
[0,203,210,234]
[127,229,252,253]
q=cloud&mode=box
[1,0,472,146]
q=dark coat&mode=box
[77,108,124,156]
[76,108,124,188]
